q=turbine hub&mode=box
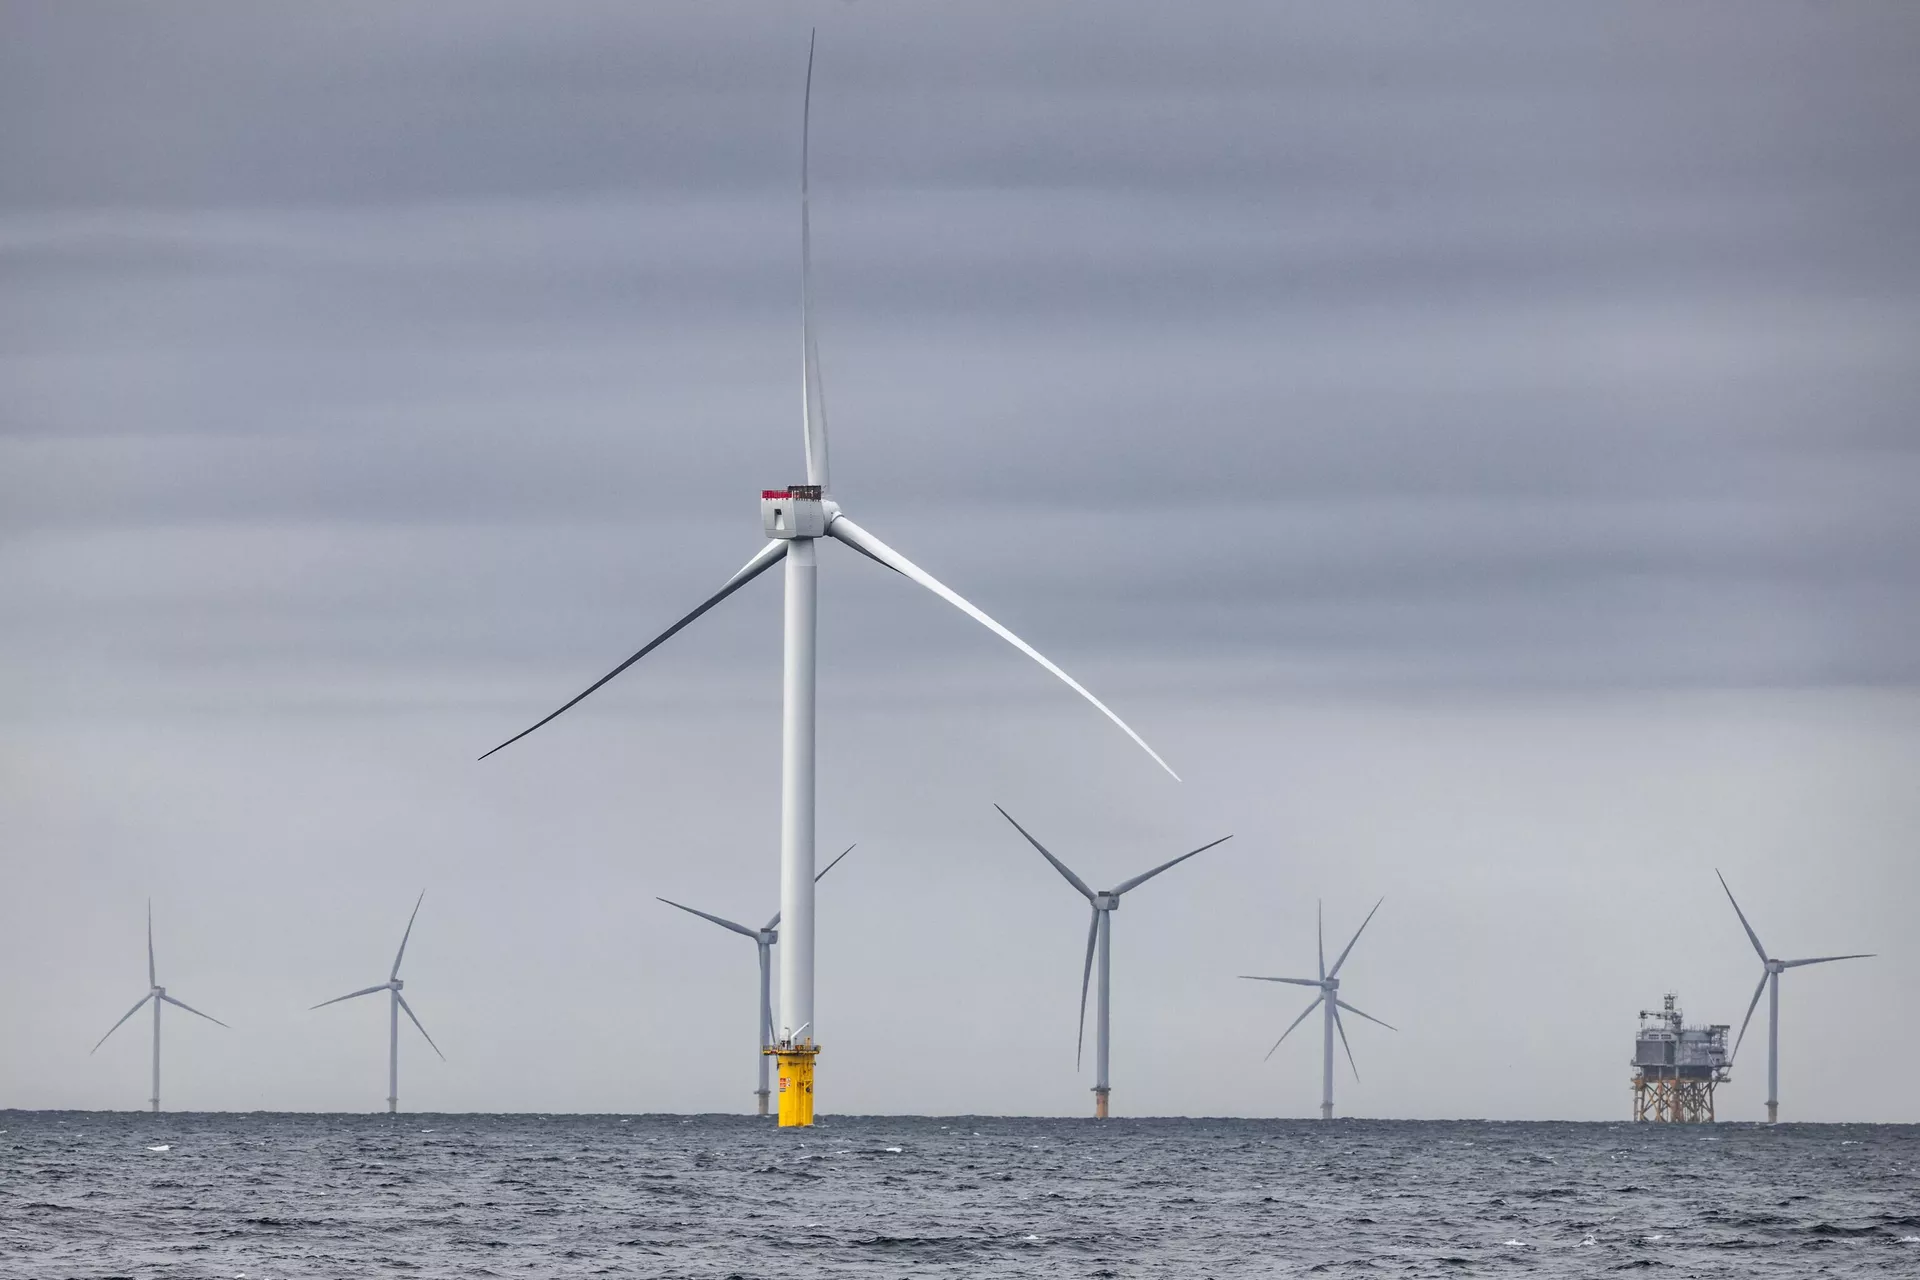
[392,978,405,990]
[762,484,827,539]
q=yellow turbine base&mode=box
[769,1045,821,1127]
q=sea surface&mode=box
[2,1113,1916,1277]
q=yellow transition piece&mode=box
[770,1044,821,1127]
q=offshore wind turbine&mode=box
[479,35,1178,1126]
[658,842,856,1116]
[1241,899,1395,1120]
[1716,869,1872,1123]
[995,805,1229,1118]
[312,891,444,1115]
[90,902,230,1113]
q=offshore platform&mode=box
[1630,993,1731,1122]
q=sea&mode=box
[2,1113,1916,1277]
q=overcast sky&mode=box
[3,3,1916,1120]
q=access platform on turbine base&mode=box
[770,1044,820,1127]
[1630,993,1729,1123]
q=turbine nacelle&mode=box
[762,486,830,539]
[1094,893,1121,911]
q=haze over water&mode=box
[4,1112,1916,1277]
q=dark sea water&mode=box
[3,1113,1916,1278]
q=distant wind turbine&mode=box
[91,901,230,1113]
[1715,869,1872,1123]
[312,891,444,1114]
[479,33,1179,1126]
[1241,899,1395,1120]
[658,842,856,1116]
[996,804,1230,1118]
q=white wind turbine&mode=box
[995,805,1229,1118]
[1716,869,1872,1123]
[479,34,1178,1125]
[91,902,230,1113]
[1241,899,1395,1120]
[658,842,856,1116]
[312,891,444,1114]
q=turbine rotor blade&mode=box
[1715,869,1769,963]
[1332,1004,1360,1082]
[160,994,229,1029]
[310,984,389,1011]
[1327,897,1385,980]
[1112,835,1232,895]
[1238,975,1322,988]
[1781,953,1873,968]
[831,517,1179,779]
[1731,970,1768,1062]
[1335,997,1395,1032]
[392,890,425,980]
[91,992,154,1053]
[479,540,788,760]
[397,993,445,1061]
[657,897,759,940]
[768,842,860,930]
[799,28,830,491]
[994,805,1096,901]
[147,901,156,988]
[1076,907,1098,1070]
[1317,900,1325,982]
[1265,994,1323,1062]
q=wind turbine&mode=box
[1715,869,1872,1123]
[658,842,856,1116]
[91,901,230,1113]
[995,805,1229,1118]
[478,34,1178,1126]
[1241,899,1395,1120]
[312,891,444,1114]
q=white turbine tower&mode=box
[91,902,230,1113]
[995,805,1229,1119]
[1241,899,1395,1120]
[479,34,1178,1126]
[658,842,855,1116]
[312,891,444,1115]
[1715,869,1872,1124]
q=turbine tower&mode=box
[658,842,856,1116]
[91,902,230,1113]
[1716,869,1872,1123]
[312,891,444,1115]
[1241,899,1395,1120]
[995,805,1229,1118]
[479,34,1178,1127]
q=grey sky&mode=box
[2,3,1916,1119]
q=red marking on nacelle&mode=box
[761,490,792,499]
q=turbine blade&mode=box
[657,897,758,940]
[396,993,445,1061]
[1780,953,1873,968]
[799,28,830,491]
[1238,975,1322,988]
[994,805,1095,901]
[768,841,859,930]
[147,900,156,988]
[1327,897,1384,979]
[830,517,1178,779]
[1332,1003,1360,1083]
[1112,835,1232,895]
[160,994,229,1029]
[1715,869,1769,963]
[479,540,788,760]
[1335,997,1396,1032]
[1731,970,1768,1062]
[392,890,425,980]
[310,984,388,1011]
[1076,907,1098,1070]
[1317,900,1325,982]
[91,992,153,1053]
[1264,994,1323,1062]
